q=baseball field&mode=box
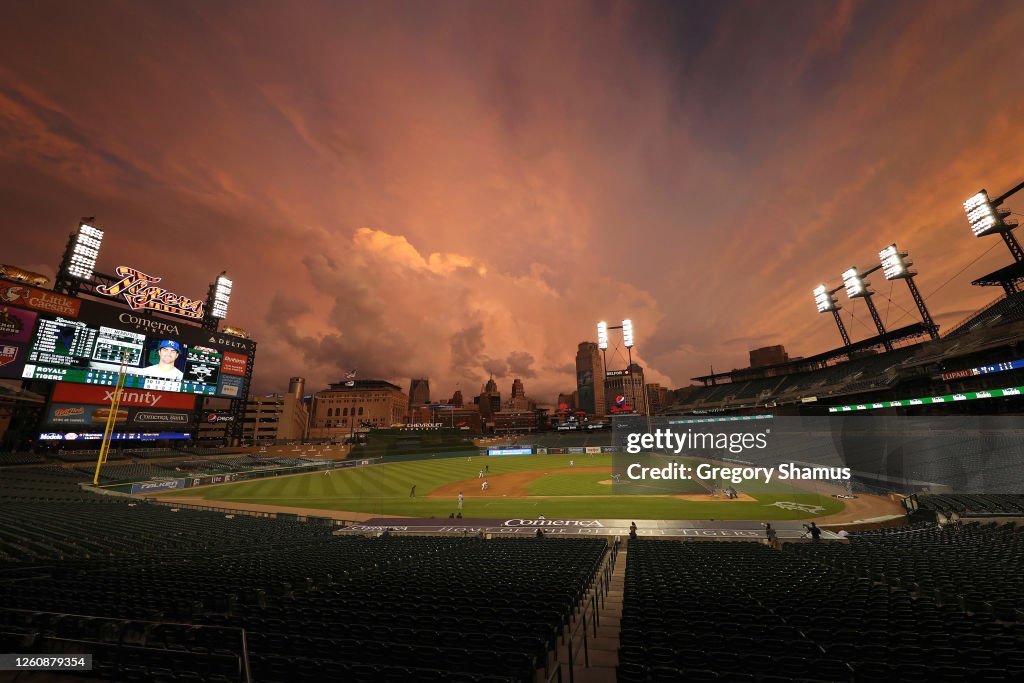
[160,453,856,520]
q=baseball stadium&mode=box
[4,205,1024,683]
[4,7,1024,679]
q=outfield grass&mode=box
[161,454,845,520]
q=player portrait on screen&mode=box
[141,339,184,380]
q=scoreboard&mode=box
[19,300,252,399]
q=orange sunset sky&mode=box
[2,0,1024,402]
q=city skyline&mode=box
[3,1,1024,403]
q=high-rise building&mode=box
[475,378,501,422]
[604,363,645,414]
[408,378,431,414]
[506,378,534,411]
[557,392,577,412]
[450,390,464,407]
[575,342,606,416]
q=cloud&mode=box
[507,350,537,378]
[2,1,1024,404]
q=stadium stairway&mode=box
[560,542,626,683]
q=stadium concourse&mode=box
[0,460,1022,681]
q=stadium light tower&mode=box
[203,271,233,331]
[879,244,938,340]
[622,318,634,363]
[594,318,650,422]
[842,266,893,351]
[55,219,105,295]
[964,181,1024,294]
[813,284,851,347]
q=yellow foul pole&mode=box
[93,353,129,484]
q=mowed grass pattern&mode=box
[163,454,845,520]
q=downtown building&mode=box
[199,377,308,444]
[575,342,606,416]
[308,379,408,441]
[408,378,431,419]
[493,410,539,434]
[604,363,646,414]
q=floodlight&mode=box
[67,222,104,280]
[622,319,634,348]
[842,267,869,298]
[964,189,1017,237]
[813,284,836,313]
[211,273,232,319]
[879,244,913,280]
[597,321,608,349]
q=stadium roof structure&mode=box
[971,261,1024,288]
[691,322,928,385]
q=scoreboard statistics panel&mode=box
[21,312,241,398]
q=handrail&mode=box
[563,538,619,683]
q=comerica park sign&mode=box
[95,266,205,320]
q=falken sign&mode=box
[95,266,205,320]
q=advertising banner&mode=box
[0,306,36,379]
[0,342,26,379]
[221,352,248,376]
[0,282,80,317]
[217,374,245,398]
[340,517,838,539]
[0,306,38,344]
[487,447,533,456]
[39,431,191,441]
[130,479,186,494]
[52,383,196,409]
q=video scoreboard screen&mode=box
[21,310,249,398]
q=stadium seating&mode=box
[0,467,607,682]
[915,493,1024,516]
[620,535,1024,682]
[944,291,1024,339]
[792,521,1024,613]
[0,451,46,466]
